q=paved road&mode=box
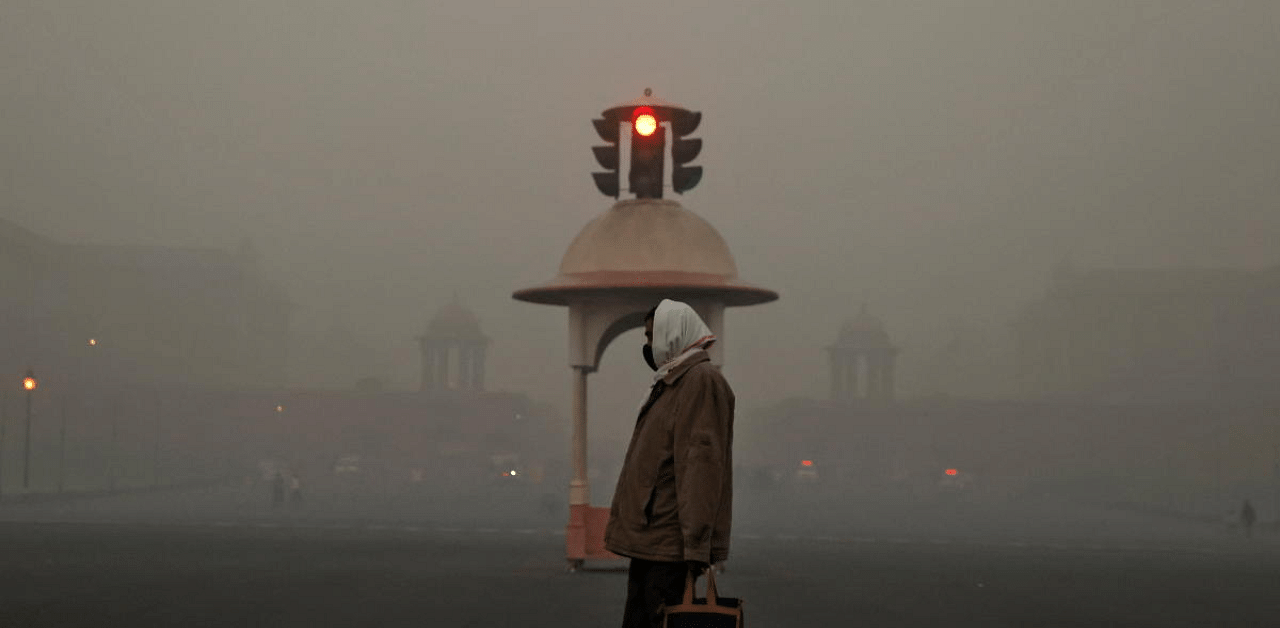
[1,481,1253,544]
[1,521,1277,627]
[2,487,1278,628]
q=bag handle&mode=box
[682,571,696,605]
[681,567,725,609]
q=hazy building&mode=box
[1012,264,1280,403]
[417,298,489,392]
[826,306,899,402]
[0,218,289,389]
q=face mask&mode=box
[642,344,657,371]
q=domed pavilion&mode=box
[417,298,489,392]
[826,305,899,402]
[514,196,776,569]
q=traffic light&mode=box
[591,116,621,198]
[590,91,704,199]
[669,109,702,194]
[628,106,664,199]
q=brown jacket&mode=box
[604,350,735,563]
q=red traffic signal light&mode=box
[633,107,658,137]
[629,106,664,199]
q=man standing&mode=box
[605,300,735,628]
[1241,499,1256,538]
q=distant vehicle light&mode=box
[510,470,519,476]
[945,468,958,476]
[801,460,814,467]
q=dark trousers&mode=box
[623,558,689,628]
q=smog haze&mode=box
[4,0,1280,434]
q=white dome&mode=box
[558,199,738,277]
[513,198,776,307]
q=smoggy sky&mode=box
[4,1,1279,440]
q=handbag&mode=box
[661,568,744,627]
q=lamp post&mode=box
[84,338,117,493]
[152,387,161,488]
[22,369,37,490]
[109,409,117,493]
[1272,445,1279,523]
[57,393,67,494]
[1,388,7,497]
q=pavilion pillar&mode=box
[883,352,897,400]
[472,347,486,391]
[436,346,450,389]
[424,342,440,391]
[458,347,473,389]
[569,366,590,506]
[866,354,881,399]
[829,354,842,400]
[848,355,860,400]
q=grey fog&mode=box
[3,1,1280,627]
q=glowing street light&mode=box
[87,338,98,347]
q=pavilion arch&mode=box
[592,309,647,370]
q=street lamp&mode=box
[22,369,37,490]
[0,386,7,497]
[58,394,67,494]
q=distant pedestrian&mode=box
[290,473,303,504]
[271,471,285,507]
[1241,499,1256,538]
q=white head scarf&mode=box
[649,299,717,383]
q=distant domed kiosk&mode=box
[417,298,489,392]
[826,306,899,402]
[514,197,776,570]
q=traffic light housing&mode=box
[591,117,621,198]
[589,92,704,199]
[669,109,702,195]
